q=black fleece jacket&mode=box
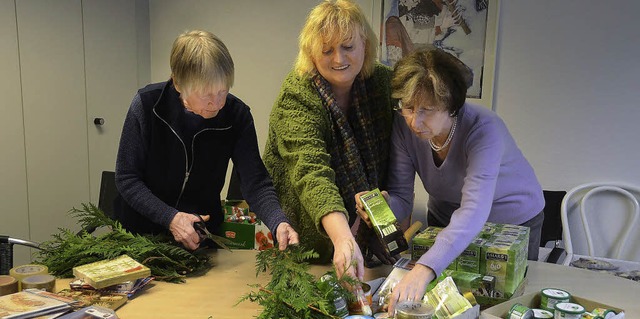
[113,80,289,236]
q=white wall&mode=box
[148,0,378,147]
[148,0,640,222]
[147,0,396,207]
[494,1,640,192]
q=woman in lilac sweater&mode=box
[357,48,544,314]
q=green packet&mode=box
[360,188,408,256]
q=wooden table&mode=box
[55,250,386,319]
[55,250,639,318]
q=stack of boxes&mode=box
[413,222,529,302]
[480,223,529,298]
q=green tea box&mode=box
[478,222,501,239]
[499,224,529,232]
[360,188,408,256]
[494,224,530,282]
[498,228,529,283]
[411,228,455,270]
[411,231,437,260]
[457,238,484,273]
[480,236,528,298]
[423,226,442,236]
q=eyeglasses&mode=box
[393,101,437,119]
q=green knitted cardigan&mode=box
[263,63,394,263]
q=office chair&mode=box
[98,171,117,218]
[226,165,243,200]
[0,236,40,275]
[82,171,118,234]
[539,190,567,263]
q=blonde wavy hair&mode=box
[294,0,377,78]
[170,30,234,98]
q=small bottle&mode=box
[350,285,373,316]
[321,274,349,318]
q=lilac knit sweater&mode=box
[386,103,544,275]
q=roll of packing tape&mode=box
[0,275,19,296]
[9,264,48,290]
[20,274,56,292]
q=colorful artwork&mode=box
[380,0,496,101]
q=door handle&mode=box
[94,118,105,126]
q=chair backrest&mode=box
[0,236,40,275]
[540,190,566,248]
[79,171,118,235]
[226,165,243,200]
[561,182,640,262]
[98,171,118,218]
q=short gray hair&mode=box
[170,30,234,97]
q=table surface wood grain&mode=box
[54,249,640,319]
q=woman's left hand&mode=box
[275,222,300,250]
[387,264,436,316]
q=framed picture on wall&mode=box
[379,0,500,109]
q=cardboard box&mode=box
[72,255,151,289]
[219,220,273,250]
[218,200,274,250]
[481,292,625,319]
[473,277,527,309]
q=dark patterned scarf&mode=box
[312,73,385,224]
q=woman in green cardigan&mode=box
[263,0,395,280]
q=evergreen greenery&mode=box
[35,203,212,283]
[239,245,359,319]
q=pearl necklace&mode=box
[429,116,457,152]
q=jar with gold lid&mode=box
[394,301,434,319]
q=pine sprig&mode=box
[35,203,212,283]
[238,246,360,319]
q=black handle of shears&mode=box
[191,213,209,240]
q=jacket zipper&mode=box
[153,108,190,207]
[153,105,232,207]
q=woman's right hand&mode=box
[386,264,435,316]
[332,235,365,281]
[322,211,365,281]
[169,212,210,250]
